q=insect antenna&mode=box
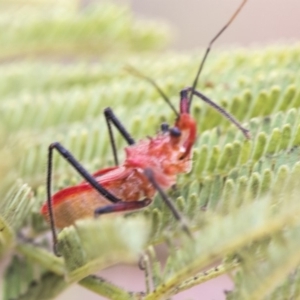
[124,65,179,118]
[189,0,248,107]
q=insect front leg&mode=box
[143,168,193,239]
[104,107,135,166]
[187,88,250,139]
[47,142,121,256]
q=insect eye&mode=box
[161,122,169,133]
[169,127,181,137]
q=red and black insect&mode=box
[41,0,249,255]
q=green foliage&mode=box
[58,217,149,282]
[0,0,170,60]
[1,1,300,299]
[3,256,68,300]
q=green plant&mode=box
[1,1,300,299]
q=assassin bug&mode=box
[41,0,249,255]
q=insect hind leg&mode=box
[94,198,152,216]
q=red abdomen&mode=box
[41,167,155,228]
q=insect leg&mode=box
[94,198,152,216]
[104,107,135,166]
[47,142,122,255]
[186,87,250,139]
[143,168,193,239]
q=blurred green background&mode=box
[1,1,300,300]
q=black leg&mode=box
[47,142,122,255]
[94,198,151,216]
[143,168,193,239]
[104,107,135,166]
[186,88,250,139]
